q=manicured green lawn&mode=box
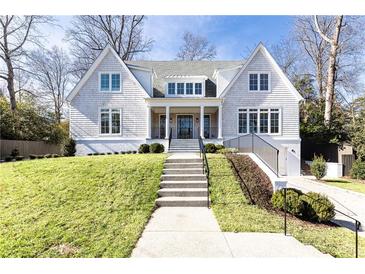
[208,154,365,258]
[0,154,165,258]
[323,179,365,194]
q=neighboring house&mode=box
[67,43,303,176]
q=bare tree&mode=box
[67,15,153,78]
[28,46,71,123]
[176,31,216,61]
[0,16,52,111]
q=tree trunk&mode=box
[5,56,17,111]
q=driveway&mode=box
[285,176,365,234]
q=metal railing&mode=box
[223,133,279,176]
[168,128,172,149]
[283,188,362,258]
[198,136,210,208]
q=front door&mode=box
[177,115,193,139]
[204,115,210,139]
[159,115,166,139]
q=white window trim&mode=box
[248,71,271,92]
[165,79,206,97]
[98,72,122,93]
[237,107,281,136]
[98,107,122,136]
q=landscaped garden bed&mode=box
[0,154,166,257]
[208,154,365,258]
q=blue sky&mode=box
[47,16,295,60]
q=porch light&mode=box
[196,117,199,123]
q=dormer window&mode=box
[186,83,193,94]
[99,72,121,92]
[168,83,175,95]
[195,83,202,95]
[165,76,207,97]
[248,72,270,92]
[177,83,184,94]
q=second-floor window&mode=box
[177,83,185,94]
[195,83,202,95]
[186,83,193,94]
[249,73,270,92]
[100,73,121,92]
[168,83,176,95]
[166,81,204,96]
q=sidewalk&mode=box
[285,176,365,235]
[131,207,329,257]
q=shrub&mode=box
[107,152,112,155]
[44,154,52,158]
[114,152,119,155]
[15,156,24,161]
[87,153,93,156]
[10,148,19,158]
[4,156,13,162]
[301,192,335,222]
[138,144,150,154]
[150,143,164,153]
[204,143,217,153]
[132,151,137,154]
[226,154,273,209]
[272,188,304,217]
[52,154,60,158]
[310,155,326,179]
[126,151,131,154]
[64,138,76,156]
[93,153,99,156]
[120,151,125,154]
[218,148,238,154]
[351,159,365,180]
[215,144,225,150]
[99,153,105,155]
[29,154,37,159]
[36,155,45,159]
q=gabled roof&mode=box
[125,60,243,97]
[219,43,304,101]
[67,44,151,101]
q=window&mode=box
[100,73,121,92]
[249,74,258,91]
[186,83,193,94]
[238,109,247,134]
[249,73,270,91]
[260,109,269,133]
[260,73,269,91]
[100,108,121,134]
[195,83,202,95]
[168,83,175,95]
[238,108,280,135]
[270,109,280,134]
[177,83,184,94]
[249,109,258,133]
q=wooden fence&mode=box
[342,154,355,176]
[0,139,62,159]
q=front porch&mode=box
[147,105,222,140]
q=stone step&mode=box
[160,181,208,188]
[161,174,207,181]
[163,168,203,175]
[165,158,202,163]
[156,197,209,207]
[164,163,203,169]
[158,188,208,197]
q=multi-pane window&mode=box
[249,73,270,91]
[168,83,176,95]
[100,73,121,92]
[249,109,258,133]
[177,83,185,94]
[238,108,280,134]
[238,109,248,134]
[270,109,280,134]
[186,83,193,94]
[260,109,269,133]
[100,108,121,134]
[195,83,202,95]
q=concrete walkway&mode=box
[132,207,329,257]
[285,176,365,235]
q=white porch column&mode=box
[165,106,170,139]
[200,105,204,138]
[147,106,151,139]
[218,104,223,139]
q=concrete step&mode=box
[160,181,208,188]
[168,150,200,153]
[156,197,209,207]
[163,168,203,175]
[164,163,203,169]
[161,174,207,181]
[158,188,208,197]
[165,158,202,164]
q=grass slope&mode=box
[0,154,165,258]
[208,154,365,258]
[323,179,365,195]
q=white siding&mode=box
[222,49,300,139]
[216,67,240,97]
[70,51,148,139]
[130,68,153,96]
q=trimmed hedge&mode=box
[138,144,150,154]
[272,188,304,216]
[150,143,164,153]
[351,159,365,180]
[204,143,217,153]
[226,153,273,209]
[310,155,326,179]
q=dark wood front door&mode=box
[177,115,193,139]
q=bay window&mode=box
[238,108,280,135]
[100,108,121,135]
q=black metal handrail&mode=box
[223,133,279,176]
[198,136,210,208]
[283,187,362,258]
[168,128,172,149]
